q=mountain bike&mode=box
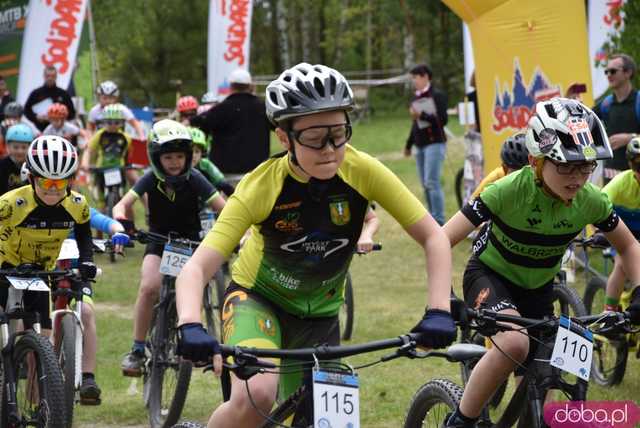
[176,332,467,428]
[0,265,69,428]
[51,239,103,426]
[134,230,222,428]
[579,238,638,387]
[403,300,633,428]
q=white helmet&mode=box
[526,98,612,162]
[97,80,119,97]
[265,63,354,125]
[27,136,78,179]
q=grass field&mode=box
[73,111,639,427]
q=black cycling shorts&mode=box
[0,279,51,330]
[462,257,554,375]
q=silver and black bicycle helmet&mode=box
[526,98,612,162]
[3,101,23,118]
[627,136,640,162]
[265,63,354,126]
[97,80,119,97]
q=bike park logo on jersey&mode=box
[544,401,640,428]
[492,59,561,133]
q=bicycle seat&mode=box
[445,343,486,362]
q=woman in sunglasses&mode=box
[440,98,640,428]
[174,63,456,428]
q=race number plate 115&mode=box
[550,315,593,381]
[313,368,359,428]
[159,244,193,277]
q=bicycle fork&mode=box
[51,301,84,390]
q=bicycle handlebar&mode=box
[132,230,201,247]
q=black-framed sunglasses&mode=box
[604,68,624,76]
[103,119,124,126]
[288,123,352,150]
[548,159,597,175]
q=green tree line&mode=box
[91,0,465,109]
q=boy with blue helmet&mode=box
[0,123,34,195]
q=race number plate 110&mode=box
[159,244,193,277]
[550,315,593,381]
[313,368,359,428]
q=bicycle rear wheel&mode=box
[341,273,355,340]
[54,314,78,427]
[146,299,192,428]
[4,332,68,428]
[403,378,462,428]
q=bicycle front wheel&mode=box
[341,273,355,340]
[552,284,587,317]
[146,302,192,428]
[5,332,68,428]
[55,314,79,427]
[403,378,462,428]
[583,276,606,315]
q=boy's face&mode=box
[539,158,592,201]
[160,152,187,176]
[99,94,117,106]
[278,110,349,180]
[49,117,64,128]
[7,141,28,163]
[33,176,68,206]
[411,73,430,91]
[192,146,202,165]
[104,120,124,132]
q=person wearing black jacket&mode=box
[24,66,76,132]
[0,76,14,122]
[190,69,270,182]
[404,63,448,225]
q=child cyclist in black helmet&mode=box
[469,132,528,200]
[113,119,226,376]
[174,63,457,428]
[442,98,640,427]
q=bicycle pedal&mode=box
[79,397,101,406]
[121,368,143,377]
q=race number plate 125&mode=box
[550,315,593,381]
[159,244,193,277]
[313,368,359,428]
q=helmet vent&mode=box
[296,80,312,99]
[329,75,337,95]
[544,104,556,119]
[313,77,325,97]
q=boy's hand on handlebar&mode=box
[111,232,130,254]
[78,261,98,280]
[410,309,457,349]
[177,323,223,375]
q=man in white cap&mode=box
[190,68,271,184]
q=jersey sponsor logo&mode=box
[532,204,542,213]
[274,212,303,233]
[526,217,542,228]
[221,290,247,343]
[268,267,301,290]
[493,58,561,133]
[489,299,517,313]
[274,200,302,211]
[82,205,89,221]
[72,195,83,204]
[15,197,26,207]
[280,235,349,258]
[329,200,350,225]
[0,199,12,221]
[553,219,574,229]
[500,234,565,258]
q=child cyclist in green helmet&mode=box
[188,126,235,197]
[174,63,456,428]
[442,98,640,427]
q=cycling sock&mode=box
[446,406,478,427]
[82,372,95,380]
[132,340,146,355]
